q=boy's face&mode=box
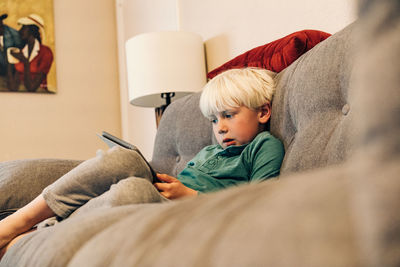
[210,104,271,149]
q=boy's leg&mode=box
[70,177,169,218]
[0,195,53,254]
[42,146,154,219]
[0,146,153,255]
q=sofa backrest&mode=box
[151,22,360,177]
[270,22,361,175]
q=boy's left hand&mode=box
[154,174,198,200]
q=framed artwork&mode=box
[0,0,56,93]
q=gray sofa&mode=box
[1,0,399,266]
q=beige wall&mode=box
[118,0,357,160]
[179,0,357,71]
[0,0,121,161]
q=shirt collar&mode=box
[217,143,248,156]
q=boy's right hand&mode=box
[154,174,198,200]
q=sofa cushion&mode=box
[207,29,331,79]
[270,22,360,174]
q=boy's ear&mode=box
[258,103,271,124]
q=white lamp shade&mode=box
[125,31,207,107]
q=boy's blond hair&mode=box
[199,68,276,118]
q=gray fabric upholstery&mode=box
[2,206,139,267]
[1,0,399,265]
[0,159,81,211]
[271,22,360,174]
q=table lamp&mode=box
[125,31,207,127]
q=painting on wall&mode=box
[0,0,56,93]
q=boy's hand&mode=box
[154,174,198,200]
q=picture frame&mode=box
[0,0,56,93]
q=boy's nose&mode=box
[218,128,227,134]
[217,121,228,134]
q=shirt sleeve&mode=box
[247,134,285,182]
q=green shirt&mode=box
[177,131,284,193]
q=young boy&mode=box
[0,67,284,258]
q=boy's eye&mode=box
[210,118,218,124]
[223,112,236,119]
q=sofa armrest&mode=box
[0,159,82,211]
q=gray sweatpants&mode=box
[42,146,168,219]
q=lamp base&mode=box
[154,92,175,128]
[155,105,166,128]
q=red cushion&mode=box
[207,30,331,79]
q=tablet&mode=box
[97,131,158,181]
